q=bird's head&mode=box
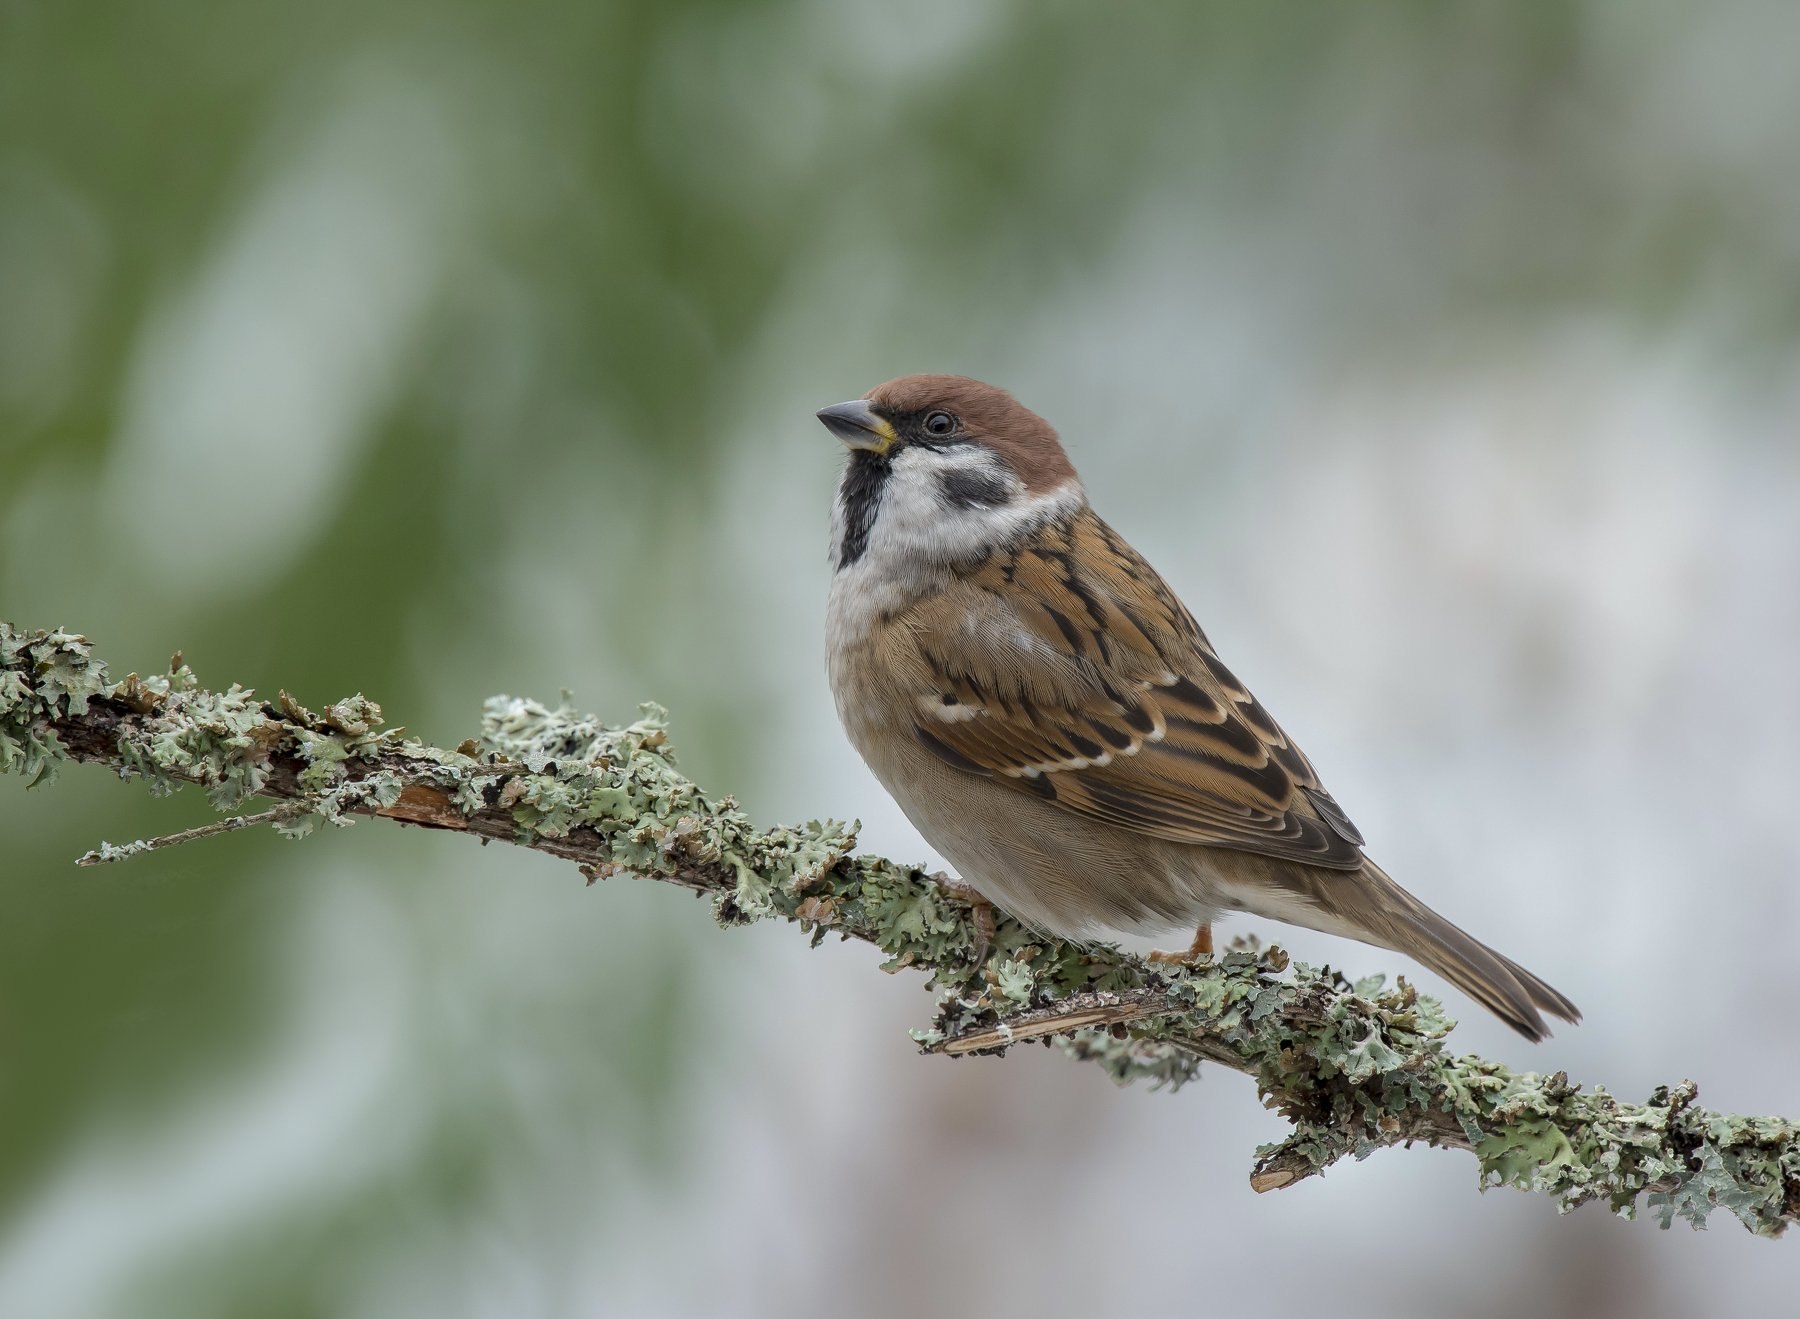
[817,375,1083,573]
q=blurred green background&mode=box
[4,2,1799,1315]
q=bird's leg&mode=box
[932,874,997,966]
[1149,922,1214,966]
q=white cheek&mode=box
[827,451,1085,643]
[868,448,1038,565]
[876,460,975,554]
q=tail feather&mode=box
[1389,901,1581,1042]
[1258,861,1581,1042]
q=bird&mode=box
[816,374,1580,1041]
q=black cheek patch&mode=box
[938,468,1013,510]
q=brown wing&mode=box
[901,508,1366,870]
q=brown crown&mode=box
[865,374,1079,494]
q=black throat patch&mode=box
[835,451,890,570]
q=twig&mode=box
[75,803,312,866]
[932,987,1179,1054]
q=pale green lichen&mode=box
[78,837,158,865]
[0,624,108,786]
[3,620,1796,1237]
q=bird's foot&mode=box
[1149,922,1214,967]
[932,874,997,966]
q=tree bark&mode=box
[4,622,1796,1236]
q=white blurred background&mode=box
[3,3,1797,1314]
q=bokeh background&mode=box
[4,2,1799,1315]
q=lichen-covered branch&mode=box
[4,622,1796,1236]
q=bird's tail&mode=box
[1255,860,1581,1042]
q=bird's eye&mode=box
[923,410,956,437]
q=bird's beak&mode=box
[815,399,897,454]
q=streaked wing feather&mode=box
[905,508,1366,871]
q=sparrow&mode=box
[817,374,1580,1041]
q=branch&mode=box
[4,622,1795,1235]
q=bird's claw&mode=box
[1149,922,1214,967]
